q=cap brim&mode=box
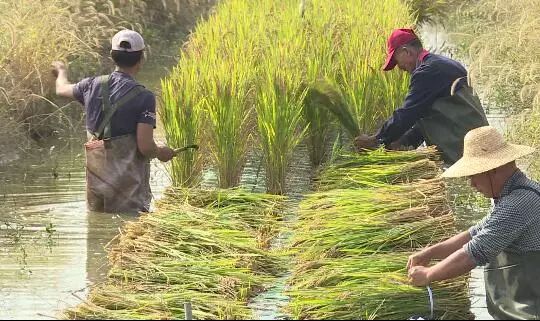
[382,49,397,71]
[442,144,536,178]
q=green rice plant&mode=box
[160,63,205,187]
[162,0,416,189]
[202,62,254,188]
[305,80,361,139]
[256,68,308,195]
[329,0,412,134]
[287,254,472,320]
[405,0,450,24]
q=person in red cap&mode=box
[354,28,488,164]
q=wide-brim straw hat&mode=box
[442,126,536,178]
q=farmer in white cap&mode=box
[407,126,540,320]
[52,29,174,214]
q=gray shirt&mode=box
[465,170,540,266]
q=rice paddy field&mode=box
[0,0,500,319]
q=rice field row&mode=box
[161,0,413,193]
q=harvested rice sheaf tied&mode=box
[316,158,442,190]
[287,255,473,320]
[65,190,287,320]
[287,149,472,320]
[63,283,253,320]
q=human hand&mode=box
[157,146,174,162]
[51,61,67,78]
[407,250,432,270]
[354,134,378,151]
[408,266,431,287]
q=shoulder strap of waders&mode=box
[94,75,145,140]
[510,185,540,198]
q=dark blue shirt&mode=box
[376,53,467,147]
[73,71,156,137]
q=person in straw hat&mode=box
[407,126,540,320]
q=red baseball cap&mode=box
[382,28,419,71]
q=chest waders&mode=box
[418,77,489,164]
[84,75,151,214]
[485,186,540,320]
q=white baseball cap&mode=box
[111,29,145,52]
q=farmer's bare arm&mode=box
[407,231,471,269]
[52,61,75,98]
[409,249,476,286]
[137,123,174,162]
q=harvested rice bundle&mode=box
[63,283,252,320]
[109,206,285,276]
[293,214,455,261]
[287,254,472,320]
[66,190,287,320]
[316,159,441,191]
[156,189,286,249]
[329,147,439,168]
[293,180,455,259]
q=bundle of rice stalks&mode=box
[65,190,287,320]
[287,254,472,320]
[328,147,439,167]
[159,188,286,247]
[315,158,441,191]
[63,283,253,320]
[111,204,285,273]
[287,148,471,320]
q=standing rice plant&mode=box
[160,62,205,187]
[202,62,254,188]
[330,0,412,134]
[257,68,308,195]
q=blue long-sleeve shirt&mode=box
[376,53,468,147]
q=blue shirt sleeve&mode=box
[73,77,95,105]
[464,191,535,266]
[136,91,157,128]
[376,65,446,145]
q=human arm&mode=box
[407,230,472,269]
[52,61,75,98]
[136,123,174,162]
[408,248,476,286]
[376,65,445,145]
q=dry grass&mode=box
[448,0,540,177]
[0,0,214,154]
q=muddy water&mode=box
[0,136,171,319]
[0,48,177,319]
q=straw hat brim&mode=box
[442,143,536,178]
